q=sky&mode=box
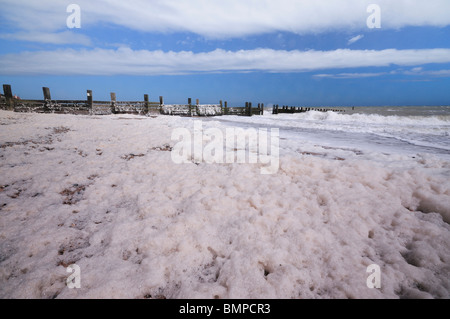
[0,0,450,106]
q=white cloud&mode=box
[1,48,450,76]
[0,31,92,46]
[1,0,450,39]
[404,67,450,77]
[427,69,450,77]
[348,35,364,45]
[314,72,385,79]
[316,67,450,79]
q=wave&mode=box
[295,110,450,127]
[261,111,450,138]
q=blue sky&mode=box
[1,0,450,106]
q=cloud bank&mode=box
[1,0,450,40]
[1,48,450,76]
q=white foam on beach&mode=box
[0,110,449,299]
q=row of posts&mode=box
[244,102,264,116]
[2,84,263,116]
[186,98,263,116]
[272,104,344,114]
[110,92,164,114]
[272,105,308,114]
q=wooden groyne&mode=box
[272,105,345,114]
[0,84,345,117]
[0,84,264,117]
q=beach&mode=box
[0,108,449,299]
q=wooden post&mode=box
[224,101,228,115]
[195,99,200,116]
[144,94,149,114]
[248,102,252,116]
[87,90,93,108]
[158,96,164,114]
[3,84,13,110]
[3,84,12,99]
[42,87,51,100]
[261,103,264,115]
[42,87,51,110]
[110,92,116,114]
[188,98,192,116]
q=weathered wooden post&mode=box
[110,92,116,114]
[187,98,191,116]
[144,94,149,114]
[3,85,12,100]
[42,87,52,110]
[224,101,228,115]
[219,100,223,115]
[248,102,252,116]
[195,98,200,116]
[261,103,264,115]
[87,90,93,109]
[42,87,51,100]
[158,96,164,114]
[3,84,13,110]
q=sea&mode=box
[212,105,450,160]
